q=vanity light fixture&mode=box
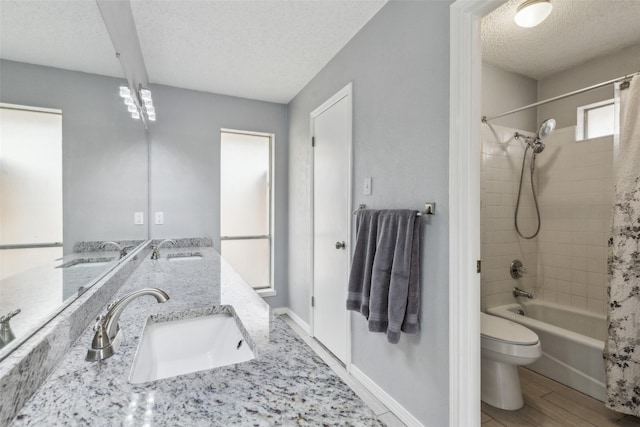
[119,86,130,98]
[514,0,553,28]
[119,85,156,122]
[140,89,152,101]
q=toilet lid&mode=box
[481,313,538,345]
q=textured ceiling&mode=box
[129,1,386,103]
[482,0,640,80]
[0,1,123,78]
[0,0,386,104]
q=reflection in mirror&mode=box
[0,1,148,359]
[0,105,63,279]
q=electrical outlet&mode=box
[155,212,164,225]
[134,212,144,225]
[364,177,372,195]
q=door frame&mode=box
[449,1,503,426]
[309,82,353,368]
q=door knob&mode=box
[335,241,346,250]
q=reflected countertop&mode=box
[10,246,380,426]
[0,250,122,343]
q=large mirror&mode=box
[0,1,148,359]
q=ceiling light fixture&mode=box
[514,0,553,28]
[119,85,156,123]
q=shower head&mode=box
[530,142,545,171]
[532,142,545,154]
[536,118,556,140]
[515,118,555,157]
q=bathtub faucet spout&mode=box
[513,287,533,299]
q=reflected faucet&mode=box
[513,287,533,299]
[86,288,169,361]
[99,241,132,259]
[151,239,177,260]
[0,309,21,349]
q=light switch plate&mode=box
[134,212,144,225]
[155,212,164,225]
[364,177,372,195]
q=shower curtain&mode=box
[605,75,640,417]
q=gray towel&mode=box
[400,213,420,336]
[347,209,420,344]
[347,210,380,317]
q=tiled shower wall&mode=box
[481,124,538,310]
[535,127,613,314]
[481,124,614,314]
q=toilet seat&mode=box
[481,312,538,345]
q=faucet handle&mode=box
[93,315,105,332]
[150,246,160,260]
[510,259,527,279]
[91,321,111,350]
[121,246,133,256]
[0,309,21,323]
[0,309,20,346]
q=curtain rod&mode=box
[482,70,639,123]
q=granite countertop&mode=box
[0,247,124,346]
[11,246,382,426]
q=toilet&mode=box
[481,312,542,410]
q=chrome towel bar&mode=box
[353,202,435,216]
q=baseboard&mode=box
[351,365,423,427]
[272,307,311,334]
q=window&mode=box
[220,130,273,291]
[0,104,63,279]
[576,98,615,141]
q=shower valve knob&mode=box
[510,259,526,279]
[335,241,346,250]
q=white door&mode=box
[312,85,351,364]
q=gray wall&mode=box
[147,84,289,308]
[538,44,640,128]
[482,63,538,132]
[0,60,148,254]
[287,2,451,424]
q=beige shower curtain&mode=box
[605,74,640,417]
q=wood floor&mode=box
[482,368,640,427]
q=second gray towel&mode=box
[347,209,420,344]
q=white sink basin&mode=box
[70,261,111,268]
[167,253,203,262]
[129,311,255,384]
[57,258,115,269]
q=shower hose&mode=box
[514,144,542,239]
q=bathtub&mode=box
[487,300,606,401]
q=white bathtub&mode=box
[487,300,606,401]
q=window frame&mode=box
[576,98,615,141]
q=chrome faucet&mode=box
[86,288,169,361]
[513,287,533,299]
[150,239,177,260]
[0,309,21,349]
[99,241,132,259]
